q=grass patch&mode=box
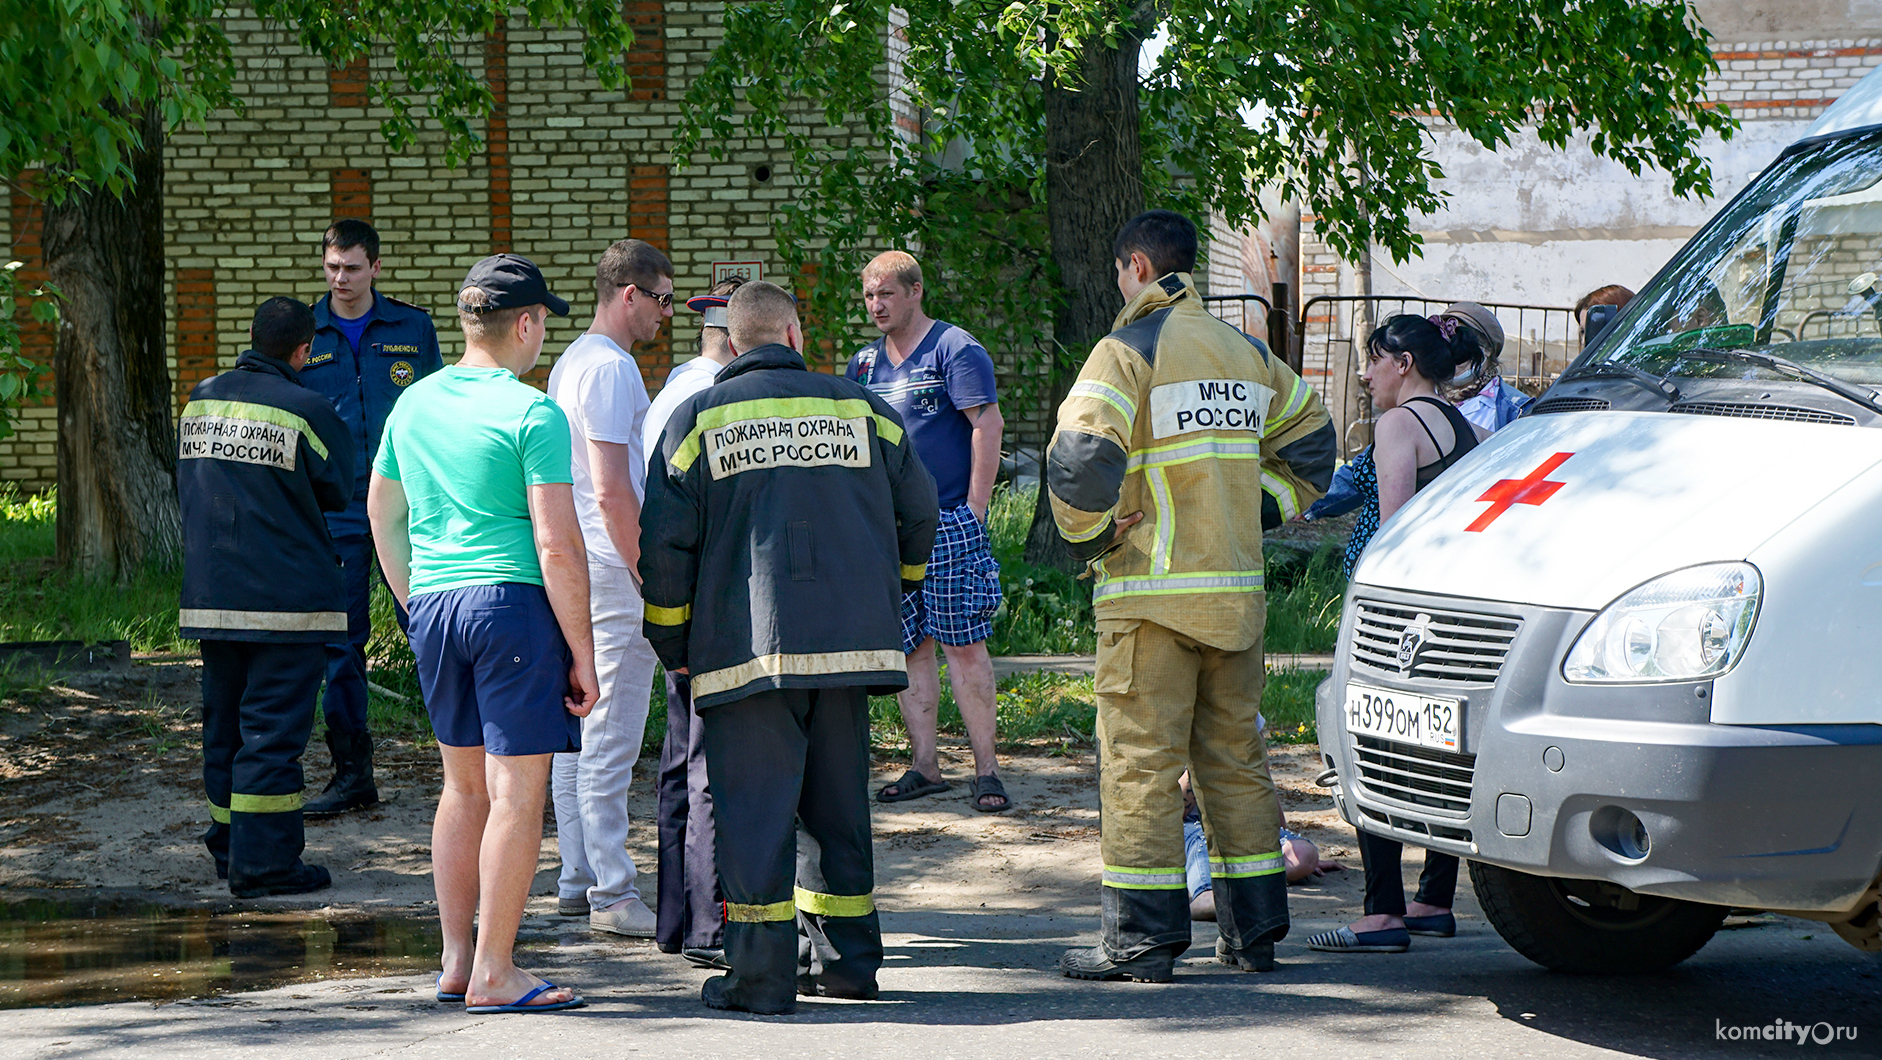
[0,482,1343,753]
[1261,668,1329,744]
[868,664,1331,757]
[1263,544,1346,655]
[984,486,1095,655]
[985,485,1346,657]
[0,488,187,652]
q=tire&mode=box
[1469,861,1727,974]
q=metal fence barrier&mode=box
[1297,295,1579,457]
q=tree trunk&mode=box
[1022,26,1149,570]
[43,101,182,580]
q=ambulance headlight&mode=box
[1562,563,1761,683]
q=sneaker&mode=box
[591,896,657,937]
[558,896,590,917]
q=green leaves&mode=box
[0,263,56,442]
[684,0,1732,372]
[256,0,633,167]
[0,1,634,196]
[0,0,236,198]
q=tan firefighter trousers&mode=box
[1094,615,1283,892]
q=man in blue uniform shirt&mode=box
[300,218,444,816]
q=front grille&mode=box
[1352,735,1476,818]
[1359,804,1474,844]
[1670,401,1856,426]
[1532,396,1611,415]
[1350,600,1520,685]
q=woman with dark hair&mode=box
[1313,313,1489,954]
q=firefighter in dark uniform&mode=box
[178,297,356,897]
[301,219,443,816]
[641,281,939,1015]
[651,282,745,970]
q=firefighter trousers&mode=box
[1094,617,1290,960]
[655,670,723,952]
[200,640,324,891]
[699,686,880,1010]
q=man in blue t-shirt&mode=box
[845,251,1010,813]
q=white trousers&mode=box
[552,561,658,909]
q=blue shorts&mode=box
[407,583,581,757]
[901,504,1003,654]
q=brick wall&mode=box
[12,21,1877,487]
[2,180,55,484]
[0,2,895,488]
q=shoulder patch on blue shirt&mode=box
[380,295,432,315]
[305,351,334,367]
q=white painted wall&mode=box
[1372,122,1813,306]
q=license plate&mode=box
[1343,682,1462,752]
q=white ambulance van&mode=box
[1315,71,1882,972]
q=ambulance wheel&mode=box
[1469,861,1726,974]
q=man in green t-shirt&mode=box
[369,254,598,1015]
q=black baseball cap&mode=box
[457,254,570,317]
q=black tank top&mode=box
[1403,396,1479,490]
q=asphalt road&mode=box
[7,907,1877,1059]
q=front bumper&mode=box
[1316,584,1882,914]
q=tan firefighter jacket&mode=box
[1048,272,1335,651]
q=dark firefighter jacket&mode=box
[177,351,357,642]
[639,343,940,709]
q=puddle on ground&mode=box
[0,897,442,1008]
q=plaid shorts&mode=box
[901,504,1003,653]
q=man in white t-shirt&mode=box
[547,238,675,937]
[647,277,743,968]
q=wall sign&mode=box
[712,260,765,285]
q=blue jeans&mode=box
[1187,818,1302,896]
[1184,819,1211,898]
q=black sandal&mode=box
[970,773,1011,813]
[877,768,949,802]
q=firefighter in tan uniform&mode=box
[1051,210,1335,981]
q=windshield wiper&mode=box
[1679,347,1882,417]
[1555,361,1681,404]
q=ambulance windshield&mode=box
[1592,130,1882,385]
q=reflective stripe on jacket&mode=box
[1048,273,1335,650]
[638,344,941,709]
[177,352,356,642]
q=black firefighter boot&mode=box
[303,728,379,817]
[702,919,800,1014]
[1061,886,1192,982]
[1213,870,1290,972]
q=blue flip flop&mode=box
[436,975,465,1003]
[464,982,586,1014]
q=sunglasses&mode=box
[624,285,673,309]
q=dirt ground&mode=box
[0,657,1432,933]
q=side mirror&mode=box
[1582,303,1624,350]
